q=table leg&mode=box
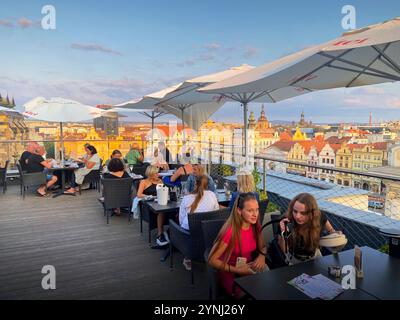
[53,170,75,198]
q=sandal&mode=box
[36,190,48,197]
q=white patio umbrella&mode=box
[200,17,400,166]
[22,97,103,162]
[0,106,21,114]
[156,65,255,132]
[115,92,178,149]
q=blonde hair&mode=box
[237,170,255,193]
[193,164,205,175]
[145,165,159,178]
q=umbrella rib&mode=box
[221,93,242,103]
[372,45,400,74]
[345,43,391,88]
[319,52,400,81]
[156,83,201,106]
[290,49,353,86]
[327,64,400,81]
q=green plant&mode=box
[252,166,280,212]
[44,141,55,159]
[379,243,389,254]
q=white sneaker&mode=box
[156,234,169,247]
[183,258,192,271]
[163,231,170,243]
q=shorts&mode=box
[46,174,53,181]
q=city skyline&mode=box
[1,0,400,123]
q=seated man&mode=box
[26,146,58,196]
[186,164,216,193]
[125,143,144,166]
[19,142,40,172]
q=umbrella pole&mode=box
[60,122,65,163]
[243,102,248,168]
[151,111,155,151]
[181,108,185,144]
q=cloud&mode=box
[204,43,221,51]
[243,47,259,58]
[70,43,123,56]
[0,75,187,107]
[17,17,40,28]
[0,19,14,28]
[199,54,215,61]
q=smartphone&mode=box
[236,257,247,268]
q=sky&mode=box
[1,0,400,124]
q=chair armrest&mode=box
[169,219,192,257]
[22,172,47,185]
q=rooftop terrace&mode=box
[0,185,208,300]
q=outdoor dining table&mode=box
[234,246,399,300]
[145,191,231,261]
[48,165,79,198]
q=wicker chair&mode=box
[202,219,226,300]
[0,160,9,194]
[100,177,134,224]
[16,161,47,199]
[139,200,158,243]
[169,207,230,285]
[78,159,102,195]
[258,199,269,225]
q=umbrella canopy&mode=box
[200,17,400,167]
[0,106,21,114]
[201,17,400,94]
[23,97,103,122]
[156,65,255,131]
[22,97,103,162]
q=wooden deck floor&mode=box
[0,185,208,300]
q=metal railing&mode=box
[1,137,400,251]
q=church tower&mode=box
[257,104,270,130]
[248,111,256,129]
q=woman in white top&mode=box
[66,145,101,194]
[179,174,219,230]
[179,174,220,270]
[151,148,169,171]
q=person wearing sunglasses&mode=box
[278,193,339,264]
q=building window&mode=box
[331,159,334,164]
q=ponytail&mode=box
[190,175,209,213]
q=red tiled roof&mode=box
[279,131,292,141]
[297,141,316,154]
[372,142,388,150]
[269,141,295,152]
[326,136,352,144]
[329,143,342,153]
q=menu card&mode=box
[288,273,344,300]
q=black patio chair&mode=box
[79,159,102,195]
[258,198,269,225]
[139,200,158,243]
[0,160,9,194]
[100,177,134,224]
[130,164,149,177]
[202,219,226,300]
[16,161,47,199]
[169,207,230,285]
